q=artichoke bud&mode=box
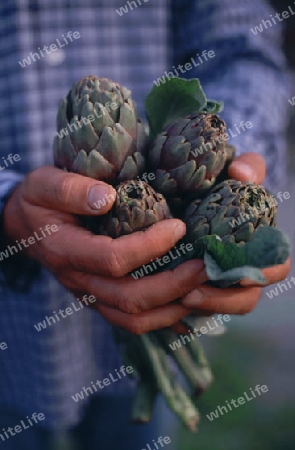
[54,75,147,185]
[184,180,278,246]
[98,180,172,238]
[148,113,229,206]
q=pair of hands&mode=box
[3,152,290,335]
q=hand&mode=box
[3,166,206,334]
[177,152,290,325]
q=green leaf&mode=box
[157,226,290,287]
[145,78,207,139]
[202,227,290,286]
[204,252,267,286]
[138,222,290,287]
[203,99,224,114]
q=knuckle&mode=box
[40,237,73,274]
[64,251,82,273]
[54,175,73,204]
[172,276,189,299]
[144,227,171,254]
[39,238,56,265]
[116,289,143,314]
[104,250,126,278]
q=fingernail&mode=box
[231,162,256,182]
[173,222,186,239]
[88,185,116,211]
[182,289,204,307]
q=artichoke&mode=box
[183,180,277,248]
[97,180,172,238]
[148,113,231,208]
[54,76,147,184]
[52,74,290,433]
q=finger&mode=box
[171,322,191,335]
[22,165,116,215]
[228,153,266,184]
[95,302,192,335]
[83,259,204,313]
[49,219,187,276]
[240,258,291,287]
[182,285,261,314]
[262,258,291,283]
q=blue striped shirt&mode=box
[0,0,291,429]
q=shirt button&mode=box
[45,48,66,66]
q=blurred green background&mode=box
[178,324,295,450]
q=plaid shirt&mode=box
[0,0,291,430]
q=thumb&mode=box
[23,166,116,215]
[228,152,266,184]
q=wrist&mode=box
[0,183,42,292]
[0,172,24,243]
[1,183,21,247]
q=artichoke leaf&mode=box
[118,152,145,182]
[92,103,114,134]
[157,227,290,287]
[202,100,224,114]
[96,124,133,169]
[72,149,115,181]
[69,115,99,151]
[202,227,290,285]
[145,78,207,139]
[119,101,138,140]
[53,133,77,168]
[162,137,192,168]
[204,252,267,286]
[56,97,70,131]
[153,170,178,197]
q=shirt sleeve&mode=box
[171,0,292,190]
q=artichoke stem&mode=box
[158,328,213,395]
[131,378,159,423]
[183,329,214,395]
[140,333,200,431]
